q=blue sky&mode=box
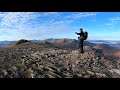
[0,12,120,41]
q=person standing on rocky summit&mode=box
[75,28,88,53]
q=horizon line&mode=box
[0,38,120,41]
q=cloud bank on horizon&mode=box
[0,12,120,41]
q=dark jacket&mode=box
[76,32,84,39]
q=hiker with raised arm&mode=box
[75,28,88,53]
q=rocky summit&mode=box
[0,41,120,78]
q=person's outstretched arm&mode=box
[75,32,80,35]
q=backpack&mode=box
[83,31,88,40]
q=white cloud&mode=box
[0,24,70,41]
[65,12,97,19]
[0,12,98,41]
[0,12,40,28]
[50,12,97,25]
[105,17,120,26]
[0,12,71,40]
[42,12,59,16]
[110,17,120,22]
[0,12,61,28]
[0,12,96,29]
[52,20,74,25]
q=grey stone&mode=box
[86,70,95,76]
[72,67,80,72]
[2,69,8,76]
[75,74,83,78]
[95,73,106,78]
[63,65,70,71]
[84,75,90,78]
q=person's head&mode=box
[80,28,84,33]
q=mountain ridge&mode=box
[2,38,120,61]
[0,41,120,78]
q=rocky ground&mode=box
[0,42,120,78]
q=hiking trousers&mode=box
[79,39,84,53]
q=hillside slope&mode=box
[44,39,95,50]
[0,41,120,78]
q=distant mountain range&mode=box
[2,38,120,60]
[0,40,42,47]
[88,40,120,47]
[42,39,96,50]
[0,39,120,48]
[0,41,14,47]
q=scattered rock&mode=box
[74,74,83,78]
[95,73,106,78]
[2,69,8,76]
[86,70,95,76]
[23,68,34,78]
[83,75,91,78]
[0,41,119,78]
